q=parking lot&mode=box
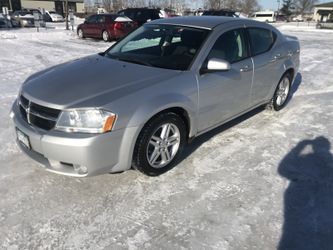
[1,23,333,249]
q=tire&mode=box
[267,73,291,111]
[77,29,85,39]
[132,112,187,176]
[102,30,110,42]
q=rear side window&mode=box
[248,28,277,56]
[97,16,105,23]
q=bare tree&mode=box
[204,0,259,13]
[102,0,113,12]
[205,0,225,9]
[239,0,260,14]
[294,0,318,14]
[224,0,241,10]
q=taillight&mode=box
[114,22,122,30]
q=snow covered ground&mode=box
[0,22,333,249]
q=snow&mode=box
[0,22,333,249]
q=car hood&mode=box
[51,14,63,18]
[21,54,181,109]
[19,14,34,19]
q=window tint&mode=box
[107,25,209,71]
[97,16,105,23]
[248,28,276,56]
[86,15,97,24]
[206,29,248,64]
[121,28,162,52]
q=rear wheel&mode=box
[133,112,186,176]
[267,73,291,111]
[102,30,110,42]
[77,29,85,39]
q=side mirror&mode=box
[200,58,231,74]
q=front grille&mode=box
[19,95,61,130]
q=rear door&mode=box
[197,28,254,131]
[95,15,106,37]
[247,27,281,105]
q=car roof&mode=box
[150,16,248,30]
[120,8,160,11]
[97,14,118,16]
[203,9,236,13]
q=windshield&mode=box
[105,24,210,71]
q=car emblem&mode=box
[25,101,31,124]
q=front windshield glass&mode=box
[106,24,210,71]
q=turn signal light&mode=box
[103,115,116,132]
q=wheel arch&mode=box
[284,67,295,79]
[114,95,196,172]
[142,107,191,139]
[269,60,296,96]
[130,106,191,171]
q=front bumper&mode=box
[11,100,131,177]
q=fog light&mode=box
[73,164,88,175]
[9,111,15,119]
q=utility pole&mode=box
[65,0,69,30]
[277,0,281,15]
[8,0,13,11]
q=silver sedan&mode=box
[11,16,300,177]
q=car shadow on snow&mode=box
[278,136,333,249]
[287,72,302,104]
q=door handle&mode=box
[240,65,252,72]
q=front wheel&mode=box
[132,112,186,176]
[268,73,291,111]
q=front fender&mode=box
[128,93,197,136]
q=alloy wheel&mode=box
[276,76,290,107]
[146,123,180,169]
[102,31,109,42]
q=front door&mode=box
[197,28,253,132]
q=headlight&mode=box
[55,109,116,133]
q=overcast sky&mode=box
[259,0,331,10]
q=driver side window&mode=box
[207,28,248,64]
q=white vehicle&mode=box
[46,11,64,22]
[292,15,304,22]
[251,11,276,22]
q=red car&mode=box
[77,14,137,42]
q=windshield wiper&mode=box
[105,54,152,67]
[117,57,153,67]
